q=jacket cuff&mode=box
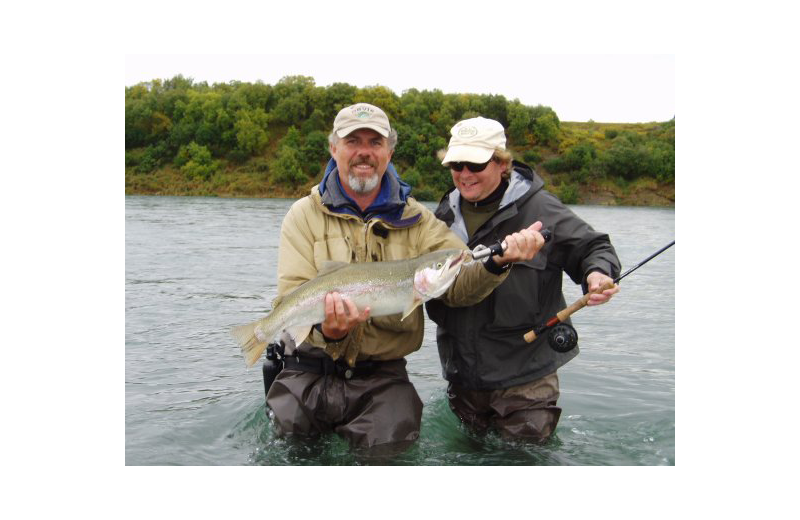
[484,255,511,275]
[314,323,347,343]
[312,323,354,362]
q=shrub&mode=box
[557,183,579,204]
[300,130,329,176]
[176,142,219,180]
[412,186,439,201]
[543,157,568,173]
[270,145,307,186]
[401,168,422,188]
[532,112,560,146]
[135,142,171,173]
[604,129,618,139]
[601,140,652,180]
[182,160,219,181]
[563,142,597,171]
[522,149,541,164]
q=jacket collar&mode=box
[317,158,417,226]
[444,161,543,244]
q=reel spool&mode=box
[548,323,578,353]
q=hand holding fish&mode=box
[494,221,547,266]
[321,292,371,340]
[585,271,619,306]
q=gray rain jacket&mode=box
[426,161,621,390]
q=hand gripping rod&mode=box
[471,229,553,261]
[522,240,675,344]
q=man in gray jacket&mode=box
[426,116,621,442]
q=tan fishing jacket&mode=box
[275,183,509,366]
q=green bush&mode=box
[175,142,212,168]
[182,160,219,181]
[401,168,422,188]
[563,142,597,171]
[522,149,541,164]
[411,186,439,201]
[543,157,568,173]
[602,143,643,180]
[135,154,159,174]
[648,140,675,183]
[532,111,560,146]
[176,142,219,180]
[251,157,270,173]
[270,146,307,186]
[604,129,618,139]
[226,149,250,164]
[125,149,145,167]
[557,183,580,204]
[300,130,329,176]
[135,142,171,173]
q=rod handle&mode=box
[522,280,616,343]
[496,228,552,255]
[471,229,552,261]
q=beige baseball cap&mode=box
[441,117,507,165]
[333,103,391,138]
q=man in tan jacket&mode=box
[266,103,546,454]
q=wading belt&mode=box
[283,354,384,380]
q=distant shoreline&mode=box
[124,168,674,208]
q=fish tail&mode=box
[231,320,268,367]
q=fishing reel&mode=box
[547,323,578,353]
[262,340,286,400]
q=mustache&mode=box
[349,158,377,168]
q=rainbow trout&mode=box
[232,248,469,366]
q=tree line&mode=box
[125,75,674,202]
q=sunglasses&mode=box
[449,160,492,173]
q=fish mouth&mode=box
[413,250,469,300]
[449,250,468,269]
[439,250,468,274]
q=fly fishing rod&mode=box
[523,240,675,352]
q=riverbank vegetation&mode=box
[125,75,674,206]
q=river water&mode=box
[125,195,675,465]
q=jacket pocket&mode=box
[313,236,352,269]
[485,252,548,333]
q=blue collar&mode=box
[319,158,413,223]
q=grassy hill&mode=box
[126,120,674,206]
[125,76,674,206]
[528,120,675,206]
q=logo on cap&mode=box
[352,105,374,119]
[458,126,478,137]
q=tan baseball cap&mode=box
[441,117,507,165]
[333,103,391,138]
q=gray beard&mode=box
[347,173,380,194]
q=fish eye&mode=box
[436,262,443,269]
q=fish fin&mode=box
[231,321,268,367]
[316,261,350,276]
[286,325,312,346]
[400,295,424,321]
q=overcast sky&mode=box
[126,54,674,124]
